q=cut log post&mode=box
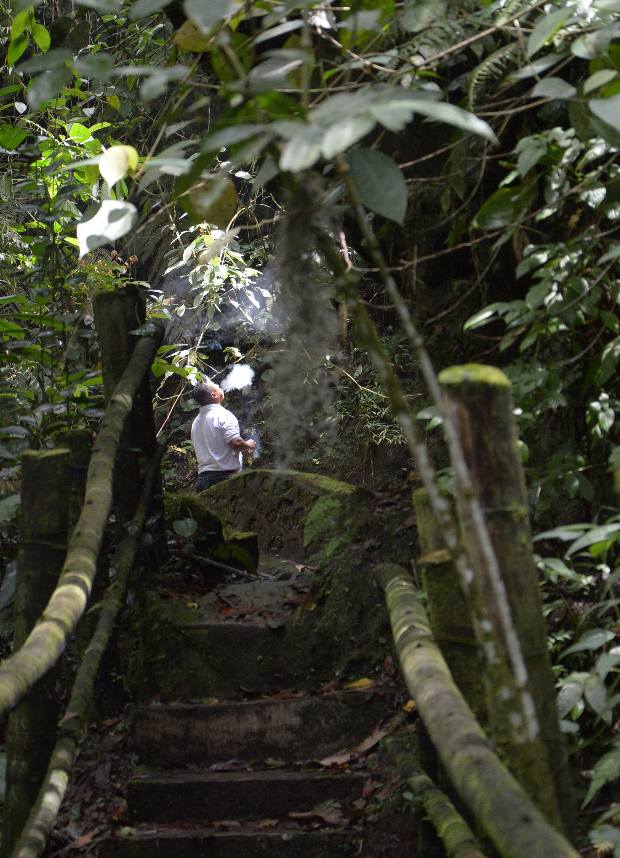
[1,450,70,858]
[50,429,92,531]
[413,488,485,722]
[438,364,574,835]
[375,562,579,858]
[93,286,158,524]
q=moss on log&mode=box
[376,562,579,858]
[0,323,163,719]
[384,732,487,858]
[10,446,164,858]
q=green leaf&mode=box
[596,647,620,680]
[11,8,32,38]
[99,145,139,185]
[76,200,138,257]
[599,335,620,384]
[557,679,584,717]
[387,98,497,144]
[531,77,576,99]
[129,0,174,19]
[279,123,323,172]
[583,744,620,805]
[31,22,50,51]
[473,185,534,230]
[401,0,445,32]
[19,47,73,74]
[346,148,407,226]
[7,33,29,66]
[562,629,616,657]
[203,123,266,152]
[173,517,197,538]
[567,523,620,556]
[0,494,19,524]
[74,53,115,81]
[183,0,242,34]
[585,673,610,722]
[527,8,573,57]
[321,115,375,159]
[27,66,72,110]
[584,69,617,95]
[75,0,123,11]
[589,95,620,134]
[599,243,620,263]
[463,303,505,331]
[0,124,27,150]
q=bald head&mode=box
[193,382,224,406]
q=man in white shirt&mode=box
[191,381,256,492]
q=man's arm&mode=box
[228,436,257,453]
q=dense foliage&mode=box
[2,0,620,850]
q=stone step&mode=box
[99,826,356,857]
[131,690,388,767]
[127,769,367,822]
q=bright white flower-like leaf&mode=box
[99,145,139,186]
[77,200,138,258]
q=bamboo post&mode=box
[1,450,70,858]
[93,287,158,524]
[375,562,579,858]
[413,488,484,721]
[438,364,574,834]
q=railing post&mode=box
[93,286,158,524]
[50,429,92,531]
[438,364,574,834]
[1,450,70,858]
[413,487,484,720]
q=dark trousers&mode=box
[195,470,238,492]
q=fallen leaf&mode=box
[186,601,199,609]
[264,757,286,768]
[362,778,375,799]
[344,678,375,690]
[320,680,340,694]
[317,712,406,766]
[66,831,96,849]
[289,800,345,826]
[383,656,395,677]
[402,699,416,712]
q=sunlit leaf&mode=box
[7,33,29,66]
[31,23,50,51]
[99,145,139,186]
[0,124,28,150]
[589,95,620,135]
[346,148,407,225]
[76,200,138,257]
[584,69,617,94]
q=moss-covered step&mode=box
[131,690,390,767]
[127,769,367,822]
[98,826,356,857]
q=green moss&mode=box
[304,496,343,549]
[438,363,510,388]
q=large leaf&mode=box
[589,95,620,134]
[7,33,29,66]
[531,77,576,99]
[562,628,616,657]
[27,66,72,110]
[19,47,73,74]
[75,0,123,11]
[391,98,497,144]
[583,742,620,805]
[76,200,138,257]
[129,0,174,19]
[346,148,407,225]
[473,185,534,230]
[74,53,115,81]
[527,8,573,57]
[183,0,242,34]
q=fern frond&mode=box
[494,0,542,28]
[467,42,518,110]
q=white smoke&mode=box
[221,364,255,392]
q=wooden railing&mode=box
[0,291,164,858]
[376,365,580,858]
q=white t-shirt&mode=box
[191,404,242,473]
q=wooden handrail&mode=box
[375,562,580,858]
[10,445,165,858]
[0,322,163,719]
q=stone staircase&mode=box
[99,557,406,856]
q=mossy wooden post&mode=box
[439,364,574,835]
[413,488,484,721]
[1,450,70,858]
[93,286,158,524]
[50,429,92,531]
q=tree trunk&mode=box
[2,450,69,858]
[439,364,574,834]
